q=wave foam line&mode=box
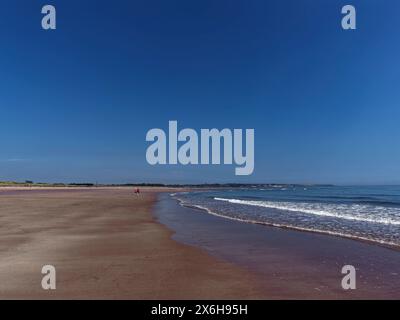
[214,197,400,226]
[179,201,400,248]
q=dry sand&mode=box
[0,187,264,299]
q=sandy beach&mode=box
[0,187,263,299]
[1,187,400,300]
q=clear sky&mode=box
[1,0,400,184]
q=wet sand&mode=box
[0,188,263,299]
[156,194,400,299]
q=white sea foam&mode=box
[181,202,400,248]
[214,197,400,226]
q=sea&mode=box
[172,185,400,248]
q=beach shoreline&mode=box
[156,193,400,299]
[0,187,264,299]
[2,187,400,299]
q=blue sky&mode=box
[1,0,400,184]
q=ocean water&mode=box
[172,186,400,247]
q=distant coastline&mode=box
[0,180,335,188]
